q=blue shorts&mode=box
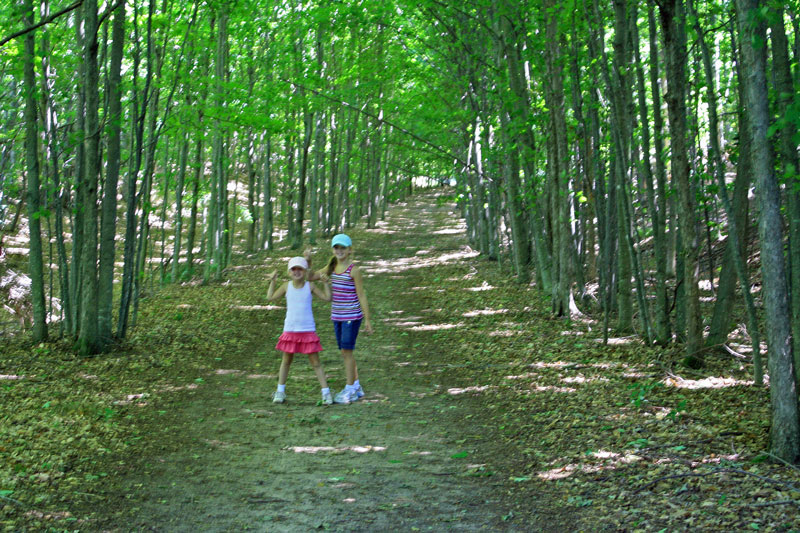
[333,319,362,350]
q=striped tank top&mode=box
[330,263,363,321]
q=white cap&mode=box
[287,257,308,270]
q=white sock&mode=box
[353,380,361,390]
[346,384,356,392]
[321,387,330,395]
[277,384,286,393]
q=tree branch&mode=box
[0,0,84,48]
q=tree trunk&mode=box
[158,138,171,282]
[768,4,800,384]
[292,108,313,249]
[636,6,668,344]
[736,0,800,462]
[693,2,761,380]
[659,0,702,361]
[544,0,571,315]
[261,136,274,250]
[496,3,532,284]
[78,0,100,354]
[39,3,71,336]
[245,63,257,253]
[206,7,228,282]
[310,110,326,245]
[186,136,203,267]
[117,0,147,339]
[172,133,189,281]
[22,0,47,342]
[648,6,671,338]
[70,10,86,337]
[98,0,124,346]
[131,0,164,329]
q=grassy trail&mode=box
[92,192,554,531]
[7,191,790,532]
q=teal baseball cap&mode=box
[331,234,352,247]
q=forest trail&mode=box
[95,192,561,532]
[8,191,794,532]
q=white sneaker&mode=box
[272,390,286,404]
[333,388,355,404]
[354,384,365,400]
[321,391,333,405]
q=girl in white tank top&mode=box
[267,257,332,405]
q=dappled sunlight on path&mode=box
[71,191,793,532]
[110,192,532,532]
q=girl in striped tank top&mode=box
[311,234,373,404]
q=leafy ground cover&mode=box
[2,191,799,531]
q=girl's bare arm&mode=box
[310,281,331,301]
[302,248,327,281]
[266,272,288,301]
[351,266,373,334]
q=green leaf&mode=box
[450,451,468,459]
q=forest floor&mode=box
[2,191,800,532]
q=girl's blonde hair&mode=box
[326,248,354,276]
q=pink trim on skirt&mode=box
[275,331,323,354]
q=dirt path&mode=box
[98,193,556,532]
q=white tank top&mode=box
[283,281,316,332]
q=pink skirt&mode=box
[276,331,323,354]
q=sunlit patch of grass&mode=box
[447,385,491,395]
[228,304,282,311]
[538,452,645,481]
[532,385,577,393]
[366,247,479,274]
[462,308,508,317]
[528,361,574,369]
[464,282,495,292]
[505,372,539,380]
[409,322,462,331]
[488,330,520,337]
[662,376,754,389]
[561,375,609,384]
[598,336,639,345]
[383,318,423,327]
[214,369,243,375]
[287,445,387,454]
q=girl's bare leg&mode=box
[278,352,294,385]
[341,349,357,386]
[308,352,329,389]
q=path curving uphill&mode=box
[95,192,560,532]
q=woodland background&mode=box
[1,0,800,480]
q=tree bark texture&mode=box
[736,0,800,462]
